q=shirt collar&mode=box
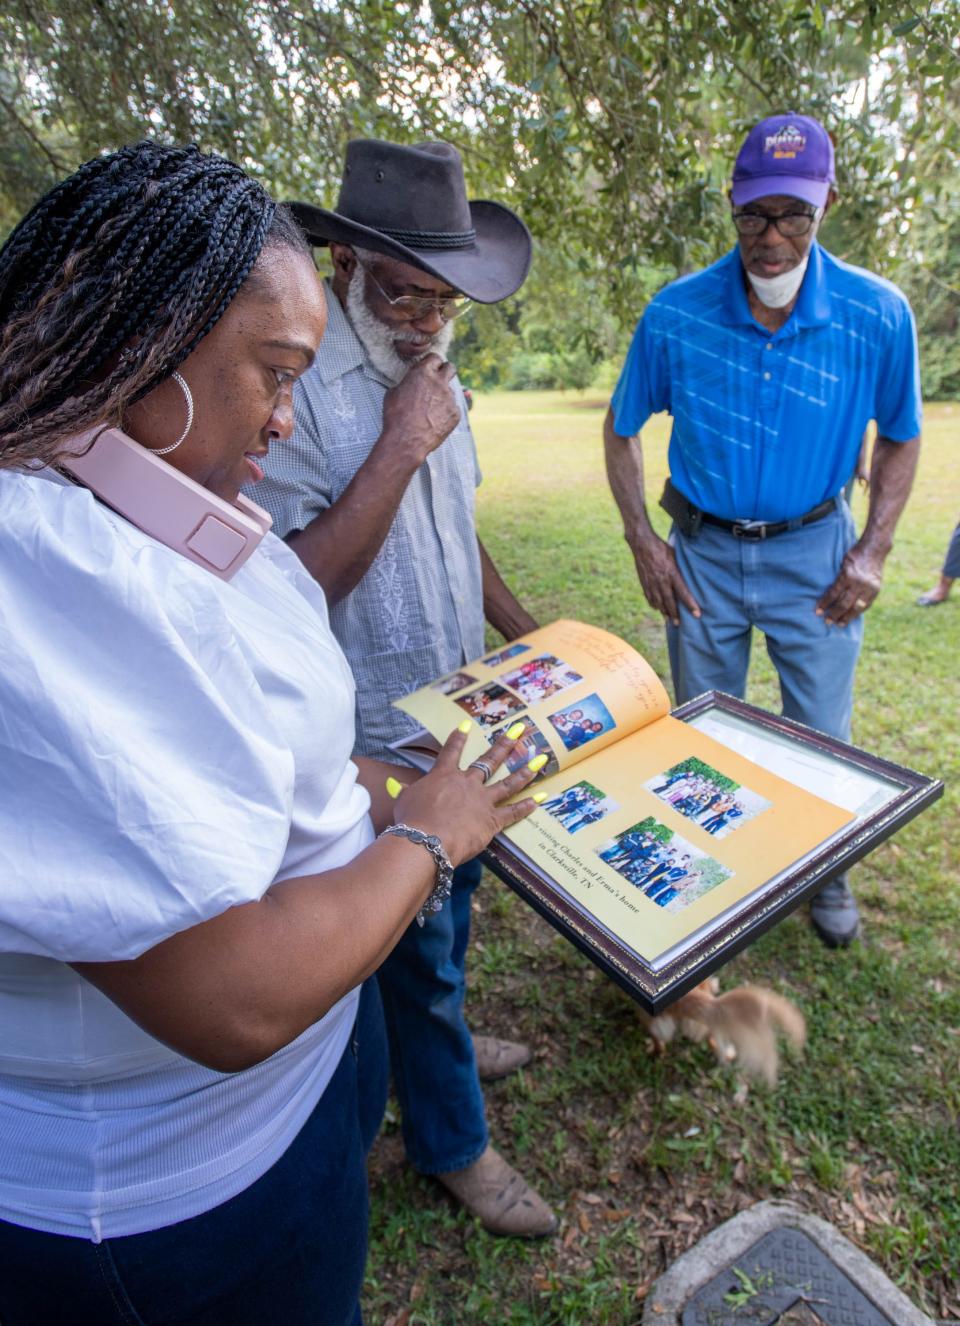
[719,241,832,331]
[315,278,394,388]
[790,242,832,328]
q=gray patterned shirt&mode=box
[249,281,485,759]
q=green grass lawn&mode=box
[365,394,960,1325]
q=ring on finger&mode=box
[468,759,495,784]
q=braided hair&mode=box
[0,141,307,469]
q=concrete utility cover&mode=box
[681,1227,894,1325]
[641,1200,934,1326]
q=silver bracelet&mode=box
[380,822,454,927]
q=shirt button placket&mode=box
[756,338,778,515]
[759,339,777,410]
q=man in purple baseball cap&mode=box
[732,112,836,208]
[605,111,922,948]
[728,114,838,313]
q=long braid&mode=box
[0,142,304,470]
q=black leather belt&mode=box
[660,478,836,542]
[702,498,836,541]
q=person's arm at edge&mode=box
[478,537,539,640]
[817,433,920,626]
[73,729,538,1075]
[603,407,700,626]
[74,833,441,1075]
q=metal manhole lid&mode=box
[681,1226,896,1326]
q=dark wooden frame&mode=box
[481,691,944,1014]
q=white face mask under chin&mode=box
[746,252,810,309]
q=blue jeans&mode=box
[376,857,488,1174]
[942,520,960,579]
[667,500,863,742]
[0,979,388,1326]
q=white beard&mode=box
[345,267,454,384]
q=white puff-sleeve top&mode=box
[0,470,375,1241]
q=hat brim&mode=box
[286,199,531,304]
[731,175,831,208]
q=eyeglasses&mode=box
[732,208,821,237]
[356,258,472,321]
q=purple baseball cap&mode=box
[731,113,835,208]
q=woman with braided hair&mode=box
[0,143,541,1325]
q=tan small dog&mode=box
[638,979,806,1086]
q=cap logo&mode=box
[764,125,806,159]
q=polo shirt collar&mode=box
[315,278,394,388]
[719,241,832,330]
[719,248,754,326]
[791,242,832,328]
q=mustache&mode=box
[749,249,797,264]
[392,327,442,346]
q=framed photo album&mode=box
[392,621,943,1013]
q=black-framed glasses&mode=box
[732,207,821,238]
[356,258,472,321]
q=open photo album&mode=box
[391,620,943,1012]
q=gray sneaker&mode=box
[810,877,861,948]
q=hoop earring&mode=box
[149,372,194,456]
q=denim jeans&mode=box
[376,857,488,1174]
[667,499,863,742]
[942,520,960,579]
[0,979,388,1326]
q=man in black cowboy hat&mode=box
[251,140,556,1237]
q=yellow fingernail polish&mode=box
[528,754,548,773]
[385,777,403,799]
[458,719,473,733]
[533,791,547,803]
[506,721,525,740]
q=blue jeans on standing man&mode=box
[667,498,863,742]
[376,857,488,1174]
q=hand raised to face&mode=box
[380,354,462,468]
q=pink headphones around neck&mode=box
[59,427,272,580]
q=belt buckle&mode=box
[731,519,767,541]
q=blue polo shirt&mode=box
[611,243,921,522]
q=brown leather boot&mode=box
[471,1035,532,1082]
[436,1145,558,1238]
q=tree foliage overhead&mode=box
[4,2,958,246]
[2,0,958,380]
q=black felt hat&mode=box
[288,139,532,304]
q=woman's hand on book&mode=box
[389,723,542,865]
